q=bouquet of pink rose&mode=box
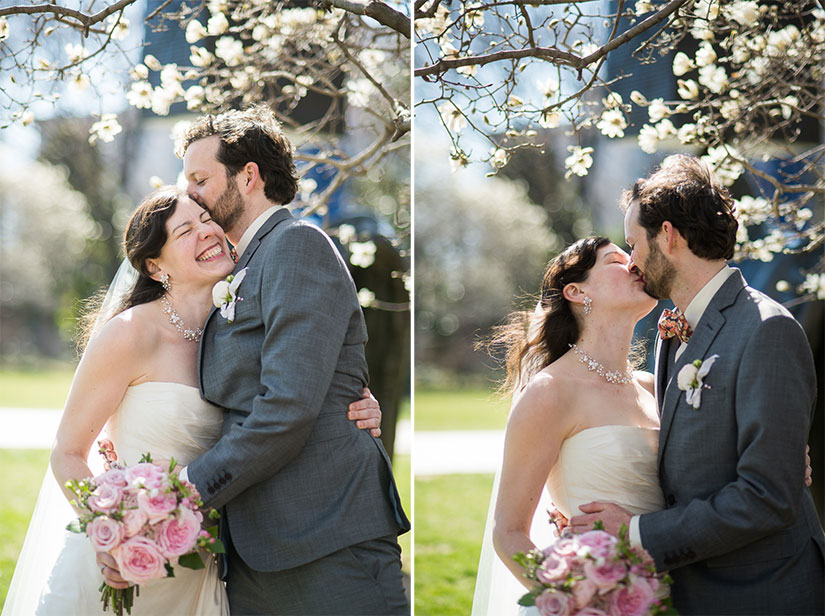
[514,523,676,616]
[65,444,224,616]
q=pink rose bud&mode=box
[125,463,167,490]
[87,516,124,552]
[535,589,572,616]
[157,508,201,558]
[88,483,123,514]
[137,490,178,524]
[608,577,655,616]
[121,508,149,538]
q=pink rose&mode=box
[573,608,609,616]
[157,508,201,558]
[88,483,123,514]
[536,590,572,616]
[583,559,627,590]
[86,516,124,552]
[112,536,168,585]
[122,508,149,538]
[608,577,655,616]
[97,468,128,488]
[577,531,617,560]
[552,538,583,560]
[537,550,570,584]
[137,490,178,523]
[571,578,598,609]
[125,463,167,489]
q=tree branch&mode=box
[318,0,410,38]
[0,0,138,27]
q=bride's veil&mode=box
[471,301,556,616]
[1,260,138,615]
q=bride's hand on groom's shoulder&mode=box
[348,387,382,438]
[569,502,632,538]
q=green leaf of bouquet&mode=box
[592,519,605,531]
[66,519,83,533]
[618,523,628,541]
[168,457,177,474]
[164,561,176,577]
[517,593,536,607]
[208,508,221,520]
[178,552,206,570]
[207,538,226,554]
[139,452,153,464]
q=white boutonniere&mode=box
[211,268,248,323]
[677,354,719,409]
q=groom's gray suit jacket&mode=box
[189,207,409,572]
[642,269,824,614]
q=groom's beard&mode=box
[209,177,245,232]
[642,239,676,300]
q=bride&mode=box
[3,187,382,615]
[473,236,663,615]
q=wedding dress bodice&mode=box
[4,382,229,616]
[106,381,224,467]
[545,425,665,520]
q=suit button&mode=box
[667,494,676,506]
[219,477,226,485]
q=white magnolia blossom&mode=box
[464,3,485,29]
[126,81,153,108]
[629,90,647,105]
[698,64,728,94]
[144,54,162,71]
[638,124,659,154]
[438,100,467,133]
[186,20,207,43]
[635,1,654,13]
[190,46,214,68]
[89,114,122,145]
[357,288,376,308]
[677,122,697,144]
[508,95,524,108]
[349,241,377,268]
[65,43,86,64]
[736,195,770,226]
[538,78,559,102]
[602,92,623,109]
[677,78,700,100]
[728,1,759,26]
[347,78,374,108]
[655,118,677,140]
[207,13,230,36]
[672,52,695,76]
[491,148,508,169]
[648,98,670,122]
[149,176,165,189]
[702,145,744,186]
[338,224,357,245]
[719,99,740,121]
[538,110,561,129]
[693,0,720,20]
[695,42,717,67]
[21,110,35,126]
[596,109,626,138]
[130,64,149,80]
[564,145,594,179]
[68,71,91,92]
[0,17,8,40]
[184,85,205,110]
[780,95,798,120]
[802,273,825,300]
[215,36,244,66]
[151,87,175,116]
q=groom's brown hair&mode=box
[622,155,738,261]
[177,105,299,206]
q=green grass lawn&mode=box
[0,449,51,607]
[414,387,509,431]
[414,473,494,616]
[0,364,76,408]
[393,453,411,574]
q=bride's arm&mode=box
[492,374,573,589]
[50,316,145,505]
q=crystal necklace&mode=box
[568,343,633,385]
[160,295,203,342]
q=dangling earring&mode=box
[582,295,592,316]
[160,273,171,292]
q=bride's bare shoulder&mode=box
[87,303,161,355]
[508,369,573,425]
[633,370,655,395]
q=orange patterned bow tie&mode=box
[658,308,693,344]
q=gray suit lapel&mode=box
[653,327,670,414]
[197,206,294,397]
[657,269,746,465]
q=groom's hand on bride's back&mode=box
[348,387,382,438]
[569,502,632,538]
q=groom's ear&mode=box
[661,221,681,254]
[240,162,260,194]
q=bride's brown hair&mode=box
[77,187,184,352]
[489,236,610,393]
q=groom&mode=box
[173,106,409,614]
[571,155,824,614]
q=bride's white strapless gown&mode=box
[472,425,665,616]
[2,382,230,616]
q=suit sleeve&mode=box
[639,315,816,569]
[188,223,359,509]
